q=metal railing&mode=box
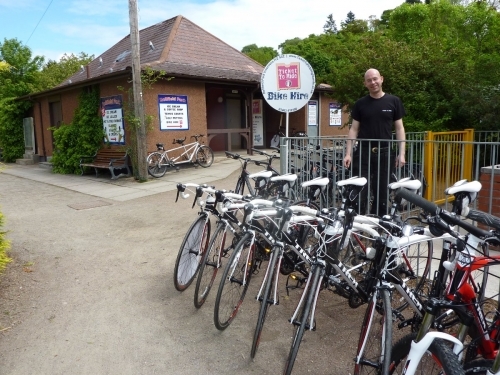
[280,131,500,218]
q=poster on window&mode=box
[308,100,318,126]
[252,99,264,146]
[101,95,125,144]
[329,102,342,126]
[158,94,189,130]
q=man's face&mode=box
[364,71,383,96]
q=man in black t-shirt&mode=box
[343,68,406,216]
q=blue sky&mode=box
[0,0,405,62]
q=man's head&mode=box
[364,68,384,98]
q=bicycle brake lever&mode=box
[175,183,185,202]
[193,186,204,208]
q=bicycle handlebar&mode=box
[395,188,491,239]
[466,208,500,232]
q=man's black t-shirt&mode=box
[351,94,405,141]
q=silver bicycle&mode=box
[147,134,214,178]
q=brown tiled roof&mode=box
[62,15,263,86]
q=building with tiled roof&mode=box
[25,15,347,165]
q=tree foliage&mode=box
[241,44,278,66]
[38,52,94,91]
[277,0,500,132]
[0,38,44,99]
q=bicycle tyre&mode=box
[463,358,494,374]
[389,332,465,375]
[354,287,392,375]
[147,152,168,178]
[213,231,255,331]
[250,246,280,358]
[234,177,245,195]
[193,223,227,308]
[283,264,322,375]
[173,214,211,292]
[196,145,214,168]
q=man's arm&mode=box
[394,118,406,166]
[344,120,360,168]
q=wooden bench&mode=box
[79,147,131,180]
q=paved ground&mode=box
[0,155,365,375]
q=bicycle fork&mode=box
[289,260,325,331]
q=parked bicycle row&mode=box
[171,147,500,375]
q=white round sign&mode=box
[261,54,316,113]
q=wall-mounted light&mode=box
[217,96,223,103]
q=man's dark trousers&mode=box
[352,145,395,216]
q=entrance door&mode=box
[226,98,242,149]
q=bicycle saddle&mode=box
[337,176,367,187]
[445,179,482,195]
[156,143,164,149]
[249,170,273,179]
[388,177,421,191]
[301,177,330,188]
[270,174,297,183]
[173,137,186,145]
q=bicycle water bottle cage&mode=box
[156,143,164,150]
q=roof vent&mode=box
[99,57,103,67]
[68,79,72,84]
[109,67,113,72]
[149,41,155,50]
[80,65,85,73]
[115,50,131,62]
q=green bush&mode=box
[51,86,105,174]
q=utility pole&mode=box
[128,0,148,181]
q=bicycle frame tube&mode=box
[165,141,200,165]
[402,332,463,375]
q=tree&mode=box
[406,0,422,3]
[323,14,338,34]
[0,38,44,99]
[38,52,94,90]
[241,44,278,66]
[340,12,369,34]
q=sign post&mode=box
[260,54,315,174]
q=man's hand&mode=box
[396,154,406,168]
[344,154,351,169]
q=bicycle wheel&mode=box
[250,246,280,358]
[463,358,494,374]
[193,222,228,308]
[354,287,392,375]
[283,264,322,375]
[173,214,211,291]
[196,145,214,168]
[147,152,168,178]
[390,332,465,375]
[213,231,255,331]
[392,240,433,312]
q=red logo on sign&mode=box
[276,63,300,90]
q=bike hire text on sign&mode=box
[261,54,316,113]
